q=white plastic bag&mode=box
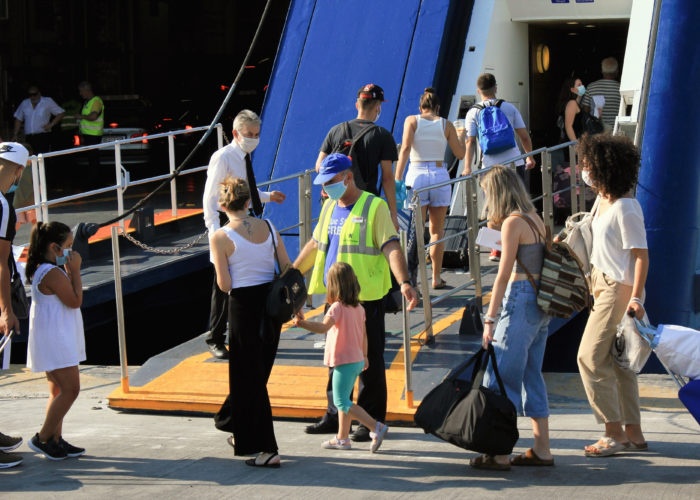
[612,314,652,373]
[654,324,700,379]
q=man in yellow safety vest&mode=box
[74,81,104,179]
[294,153,418,441]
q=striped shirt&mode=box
[581,79,621,128]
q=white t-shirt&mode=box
[14,97,64,135]
[466,99,526,167]
[591,197,647,286]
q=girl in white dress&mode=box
[25,221,85,461]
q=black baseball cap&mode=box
[357,84,386,102]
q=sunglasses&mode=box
[28,92,39,97]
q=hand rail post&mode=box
[37,154,49,222]
[216,123,224,149]
[400,229,413,408]
[297,174,307,254]
[111,226,129,393]
[569,148,578,216]
[168,134,178,217]
[413,195,433,340]
[571,144,585,213]
[465,175,483,302]
[30,156,43,223]
[541,150,554,232]
[114,144,125,230]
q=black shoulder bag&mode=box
[263,220,307,325]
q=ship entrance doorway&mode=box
[528,21,629,149]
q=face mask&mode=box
[577,85,586,96]
[323,177,348,200]
[236,135,260,153]
[374,108,381,122]
[56,248,71,266]
[581,169,594,187]
[6,184,17,194]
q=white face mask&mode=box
[374,107,381,123]
[581,169,594,187]
[236,134,259,153]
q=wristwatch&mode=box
[401,280,412,286]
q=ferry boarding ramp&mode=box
[105,143,612,420]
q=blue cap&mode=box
[314,153,352,185]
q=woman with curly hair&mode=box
[576,134,649,457]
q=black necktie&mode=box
[245,153,263,216]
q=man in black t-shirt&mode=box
[0,142,27,468]
[316,84,399,230]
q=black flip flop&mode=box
[245,454,280,468]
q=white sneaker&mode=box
[369,424,388,453]
[322,437,351,450]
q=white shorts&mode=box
[406,163,451,207]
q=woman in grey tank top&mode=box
[470,165,554,471]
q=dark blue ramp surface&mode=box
[254,0,465,254]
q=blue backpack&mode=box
[473,99,516,154]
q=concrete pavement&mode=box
[1,366,698,499]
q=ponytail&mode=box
[26,221,71,283]
[419,87,440,113]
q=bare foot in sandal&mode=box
[584,437,628,457]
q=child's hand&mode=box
[66,251,82,276]
[363,356,369,371]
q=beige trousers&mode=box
[577,267,641,425]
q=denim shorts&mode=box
[406,163,451,207]
[483,280,551,418]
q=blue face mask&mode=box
[577,85,586,96]
[6,184,17,194]
[56,248,71,266]
[323,177,348,200]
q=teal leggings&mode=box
[332,361,364,413]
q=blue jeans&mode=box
[484,280,551,418]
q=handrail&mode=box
[409,140,582,341]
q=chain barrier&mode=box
[120,229,209,255]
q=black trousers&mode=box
[214,282,282,456]
[206,212,231,346]
[80,134,102,186]
[25,132,51,154]
[324,298,387,422]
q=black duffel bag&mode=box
[415,345,519,455]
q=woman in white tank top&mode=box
[395,88,466,288]
[210,176,292,469]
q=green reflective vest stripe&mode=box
[79,96,104,136]
[309,191,391,301]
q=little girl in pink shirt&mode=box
[295,262,389,452]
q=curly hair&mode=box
[218,176,250,212]
[578,133,640,199]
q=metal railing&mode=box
[19,124,225,227]
[411,141,581,340]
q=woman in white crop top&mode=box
[210,176,291,469]
[576,134,649,458]
[395,88,466,288]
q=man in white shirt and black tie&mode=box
[202,109,286,359]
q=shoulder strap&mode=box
[494,99,504,108]
[350,122,379,146]
[341,121,353,141]
[263,219,281,277]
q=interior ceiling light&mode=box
[585,24,596,28]
[536,44,550,74]
[567,21,579,25]
[568,32,578,36]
